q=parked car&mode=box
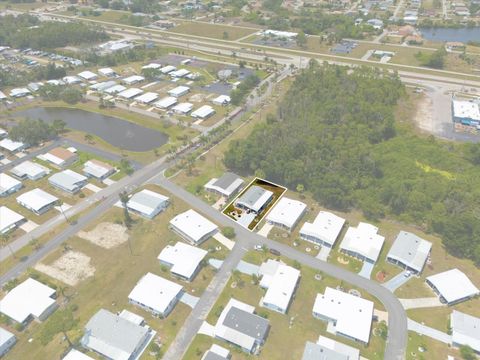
[269,248,281,256]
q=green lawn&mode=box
[168,21,257,41]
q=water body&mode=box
[13,107,168,152]
[420,27,480,43]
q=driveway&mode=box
[236,260,260,276]
[316,246,331,261]
[180,293,200,308]
[358,261,375,279]
[407,319,452,344]
[383,271,412,292]
[400,297,444,310]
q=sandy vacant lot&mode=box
[77,222,129,249]
[35,251,95,286]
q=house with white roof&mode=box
[38,147,78,168]
[0,206,25,234]
[302,336,360,360]
[128,273,183,318]
[158,242,208,281]
[258,259,300,314]
[214,298,270,354]
[451,310,480,353]
[235,185,273,214]
[426,269,480,305]
[0,278,57,324]
[46,79,65,86]
[191,105,216,120]
[63,349,94,360]
[0,173,22,197]
[266,197,306,232]
[312,287,374,344]
[83,159,115,180]
[204,172,244,199]
[201,344,231,360]
[98,67,117,77]
[387,231,432,274]
[135,92,159,104]
[0,91,7,101]
[0,328,16,357]
[90,80,117,92]
[169,209,218,245]
[103,84,126,95]
[117,88,143,99]
[63,75,82,85]
[16,188,58,215]
[172,102,193,114]
[300,211,345,248]
[212,95,231,106]
[77,71,98,80]
[49,169,88,194]
[126,189,169,219]
[81,308,153,360]
[155,96,177,109]
[168,86,190,98]
[10,160,50,181]
[0,138,26,153]
[9,88,30,98]
[160,65,176,74]
[0,128,6,139]
[339,222,385,264]
[122,75,145,85]
[142,63,162,70]
[170,68,190,78]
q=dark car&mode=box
[269,248,281,256]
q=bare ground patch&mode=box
[77,222,129,249]
[35,251,95,286]
[414,94,434,133]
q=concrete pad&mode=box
[236,260,260,276]
[54,203,72,213]
[85,183,102,193]
[374,309,389,325]
[15,152,26,159]
[400,297,444,310]
[316,246,331,261]
[103,178,116,186]
[20,220,39,233]
[198,321,215,337]
[383,271,412,292]
[193,119,203,125]
[361,49,373,60]
[326,321,336,335]
[213,233,234,250]
[257,222,274,238]
[212,197,225,210]
[0,158,11,165]
[407,318,452,344]
[208,258,223,270]
[180,292,200,308]
[358,261,375,279]
[141,81,158,89]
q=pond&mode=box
[12,107,168,152]
[420,27,480,43]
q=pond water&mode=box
[13,107,168,152]
[420,27,480,43]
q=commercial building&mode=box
[157,242,208,281]
[63,349,94,360]
[302,336,360,360]
[266,197,306,231]
[39,147,78,168]
[122,75,145,85]
[0,173,22,197]
[81,308,153,360]
[451,310,480,353]
[118,88,143,100]
[387,231,432,274]
[214,298,270,354]
[191,105,216,119]
[135,92,159,104]
[155,96,177,109]
[204,172,244,199]
[169,209,218,245]
[172,102,193,114]
[258,259,300,314]
[10,160,50,180]
[0,206,25,234]
[16,188,58,215]
[0,278,57,324]
[48,169,88,194]
[235,185,273,214]
[77,71,98,81]
[168,86,190,98]
[452,99,480,127]
[0,328,16,357]
[201,344,231,360]
[339,222,385,264]
[212,95,231,106]
[300,211,345,248]
[83,159,115,180]
[128,273,183,318]
[0,138,25,153]
[426,269,480,305]
[126,189,169,219]
[312,287,374,344]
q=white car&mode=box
[404,271,412,278]
[254,245,263,251]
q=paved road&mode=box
[0,139,61,172]
[155,176,407,360]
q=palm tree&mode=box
[119,191,133,255]
[57,200,69,223]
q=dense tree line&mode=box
[230,75,260,105]
[224,63,480,264]
[0,14,108,49]
[9,118,60,146]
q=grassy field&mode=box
[169,21,257,41]
[1,185,229,360]
[406,331,457,360]
[184,251,386,360]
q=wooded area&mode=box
[225,63,480,264]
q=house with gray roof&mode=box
[204,172,244,199]
[302,336,360,360]
[126,189,169,219]
[48,170,88,194]
[451,310,480,353]
[201,344,231,360]
[81,309,154,360]
[235,185,273,214]
[387,231,432,274]
[0,327,16,357]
